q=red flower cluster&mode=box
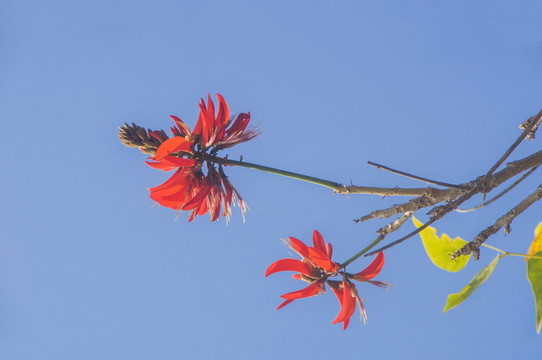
[266,230,387,330]
[145,94,260,222]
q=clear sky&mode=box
[1,0,542,359]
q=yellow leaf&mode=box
[526,221,542,260]
[412,217,470,272]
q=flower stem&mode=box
[340,235,385,269]
[480,243,506,254]
[209,156,341,190]
[481,243,542,259]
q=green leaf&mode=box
[412,217,470,272]
[527,251,542,333]
[443,255,500,313]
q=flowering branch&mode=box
[207,155,341,190]
[119,93,542,331]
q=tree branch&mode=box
[452,184,542,260]
[366,161,467,189]
[485,108,542,177]
[355,149,542,223]
[456,166,539,213]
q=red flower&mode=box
[266,231,388,330]
[329,280,359,330]
[144,94,259,222]
[265,230,339,309]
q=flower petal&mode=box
[169,115,191,136]
[280,282,322,300]
[192,106,204,136]
[308,247,339,273]
[326,243,333,259]
[155,137,192,161]
[145,160,177,171]
[149,169,193,208]
[181,182,212,211]
[265,259,313,277]
[355,252,384,280]
[288,237,310,259]
[160,156,197,168]
[198,100,210,146]
[276,299,294,310]
[331,281,356,329]
[214,93,229,142]
[312,230,326,254]
[206,93,216,136]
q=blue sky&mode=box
[1,0,542,359]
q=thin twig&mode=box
[356,149,542,223]
[377,212,413,236]
[452,184,542,260]
[367,161,467,189]
[341,213,413,268]
[354,191,459,223]
[485,108,542,177]
[364,186,479,256]
[456,166,539,213]
[520,114,542,140]
[340,185,451,197]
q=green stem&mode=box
[481,243,506,254]
[209,156,341,190]
[481,243,542,259]
[340,235,385,268]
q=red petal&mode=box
[160,156,197,168]
[355,252,384,280]
[182,182,212,211]
[197,198,208,215]
[288,237,310,259]
[330,286,344,304]
[198,100,210,146]
[332,282,355,328]
[206,93,216,132]
[145,160,176,171]
[193,107,204,136]
[312,230,326,253]
[155,137,192,161]
[265,259,313,277]
[308,247,338,273]
[280,282,321,300]
[215,94,229,141]
[210,188,221,222]
[169,115,191,136]
[223,177,233,207]
[225,113,250,136]
[326,243,333,259]
[149,170,193,208]
[276,299,293,310]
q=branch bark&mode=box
[452,184,542,260]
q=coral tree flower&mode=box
[266,231,387,330]
[145,94,260,222]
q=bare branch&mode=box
[354,191,459,223]
[356,149,542,223]
[520,113,542,140]
[365,185,480,256]
[456,166,539,213]
[485,108,542,177]
[377,212,413,236]
[367,161,467,189]
[452,184,542,260]
[340,185,452,197]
